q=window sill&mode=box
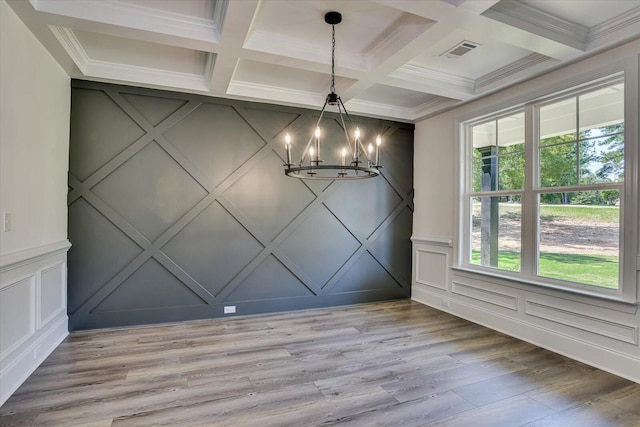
[451,265,639,308]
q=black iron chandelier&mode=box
[284,11,382,180]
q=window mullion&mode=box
[521,104,537,277]
[576,95,581,185]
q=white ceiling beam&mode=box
[29,0,224,43]
[375,0,585,60]
[481,0,588,51]
[207,0,260,97]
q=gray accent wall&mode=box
[68,80,414,330]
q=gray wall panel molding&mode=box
[68,80,414,330]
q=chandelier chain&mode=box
[331,24,336,94]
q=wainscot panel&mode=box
[411,239,640,382]
[0,241,70,406]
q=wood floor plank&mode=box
[431,394,555,426]
[2,300,639,427]
[525,368,635,412]
[382,358,528,402]
[522,399,640,427]
[601,384,640,416]
[201,386,399,427]
[328,390,475,427]
[110,382,325,427]
[450,359,595,406]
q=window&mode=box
[462,76,630,297]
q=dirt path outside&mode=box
[472,217,619,256]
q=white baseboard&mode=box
[412,287,640,384]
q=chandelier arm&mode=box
[335,100,355,158]
[299,96,330,165]
[338,96,372,163]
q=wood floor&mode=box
[2,300,640,426]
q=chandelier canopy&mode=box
[284,11,382,180]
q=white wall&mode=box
[413,39,640,383]
[0,0,70,405]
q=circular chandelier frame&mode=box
[283,11,382,181]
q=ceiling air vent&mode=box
[441,41,480,58]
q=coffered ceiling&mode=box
[7,0,640,121]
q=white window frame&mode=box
[456,65,638,304]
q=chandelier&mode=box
[284,11,382,180]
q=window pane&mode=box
[498,112,524,147]
[578,84,624,139]
[498,149,525,190]
[538,191,620,288]
[497,113,525,191]
[471,113,525,193]
[540,142,578,187]
[579,131,625,184]
[540,97,577,144]
[579,139,598,184]
[577,83,625,185]
[472,152,497,192]
[472,120,496,149]
[472,151,482,192]
[471,197,521,271]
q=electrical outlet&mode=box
[3,212,11,232]
[224,305,236,314]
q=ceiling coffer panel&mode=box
[7,0,640,121]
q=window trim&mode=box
[455,65,638,304]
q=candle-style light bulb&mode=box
[285,133,292,166]
[368,143,373,154]
[375,135,381,166]
[354,127,360,164]
[376,135,382,146]
[341,147,347,166]
[314,127,320,161]
[309,146,315,162]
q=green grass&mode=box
[471,250,619,289]
[472,203,620,222]
[539,204,619,222]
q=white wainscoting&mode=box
[0,240,70,406]
[411,235,640,383]
[411,236,453,308]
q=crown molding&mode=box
[227,81,325,108]
[86,56,214,92]
[587,6,640,47]
[482,0,588,51]
[345,99,415,122]
[226,82,417,122]
[395,64,475,91]
[475,53,551,94]
[31,0,224,43]
[49,26,89,72]
[413,97,460,120]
